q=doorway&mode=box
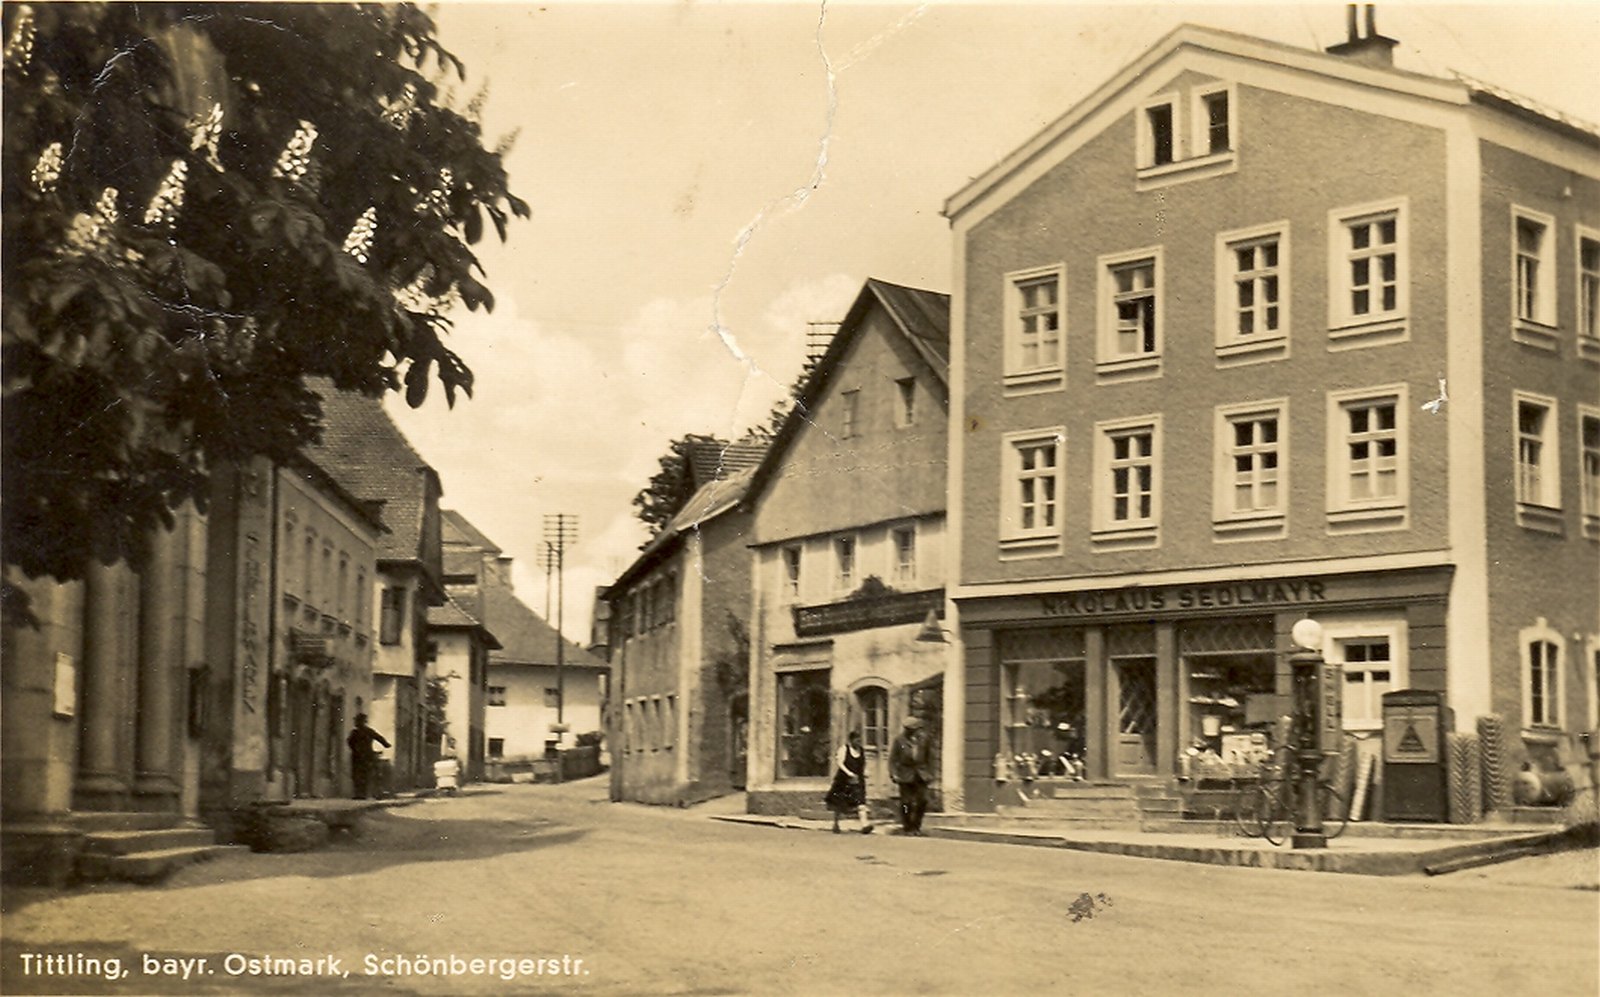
[1114,657,1157,776]
[728,693,748,790]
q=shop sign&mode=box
[793,588,943,637]
[1040,578,1328,618]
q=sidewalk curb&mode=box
[709,813,1569,876]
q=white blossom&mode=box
[65,187,120,253]
[190,102,225,171]
[142,159,188,229]
[381,83,417,131]
[342,206,378,264]
[415,167,453,217]
[30,141,63,193]
[5,5,36,73]
[272,119,318,183]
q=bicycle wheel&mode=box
[1260,782,1291,846]
[1232,784,1266,838]
[1322,781,1352,840]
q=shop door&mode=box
[1114,658,1157,776]
[728,693,748,790]
[856,685,890,794]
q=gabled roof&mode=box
[304,378,441,566]
[486,583,608,671]
[605,464,757,596]
[442,508,502,555]
[944,22,1598,220]
[427,593,502,649]
[685,440,766,491]
[740,277,950,510]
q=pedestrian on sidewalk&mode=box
[824,730,873,834]
[890,715,933,836]
[347,714,391,800]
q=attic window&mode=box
[1136,84,1238,191]
[1146,104,1174,165]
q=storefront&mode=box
[956,566,1453,811]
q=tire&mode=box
[1232,784,1266,838]
[1260,782,1290,846]
[1322,782,1352,840]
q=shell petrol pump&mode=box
[1287,618,1341,848]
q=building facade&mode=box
[307,381,446,793]
[744,279,953,814]
[943,21,1600,811]
[605,450,758,805]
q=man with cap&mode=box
[347,713,391,800]
[890,715,934,835]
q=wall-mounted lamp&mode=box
[915,609,951,644]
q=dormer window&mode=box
[1135,83,1238,191]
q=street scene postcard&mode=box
[1,2,1597,995]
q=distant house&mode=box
[306,381,445,792]
[741,278,952,816]
[484,583,609,767]
[426,592,498,784]
[604,445,759,806]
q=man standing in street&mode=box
[890,715,933,836]
[347,713,391,799]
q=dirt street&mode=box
[2,779,1595,996]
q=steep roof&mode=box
[427,593,502,649]
[485,584,608,671]
[304,378,440,566]
[605,464,757,595]
[740,278,949,510]
[442,508,502,555]
[685,439,766,491]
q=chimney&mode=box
[1325,3,1399,68]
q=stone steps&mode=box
[70,811,185,833]
[77,844,245,885]
[81,827,219,856]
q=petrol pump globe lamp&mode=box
[1289,618,1327,850]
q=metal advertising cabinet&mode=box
[1381,690,1453,822]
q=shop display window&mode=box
[1005,659,1087,779]
[778,669,831,778]
[1185,654,1278,777]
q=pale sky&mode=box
[383,2,1600,641]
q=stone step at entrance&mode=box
[70,813,243,885]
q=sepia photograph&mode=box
[1,1,1597,993]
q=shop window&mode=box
[777,668,831,778]
[1186,655,1276,750]
[1004,659,1087,779]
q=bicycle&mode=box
[1232,750,1351,845]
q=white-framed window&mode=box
[1213,399,1287,538]
[1003,264,1065,389]
[894,376,916,427]
[1137,93,1177,169]
[1097,248,1162,379]
[487,685,506,707]
[1513,392,1562,534]
[1092,415,1161,548]
[1580,405,1600,538]
[834,535,856,593]
[1520,618,1564,729]
[1578,227,1600,360]
[1000,428,1065,555]
[1328,198,1408,346]
[1319,617,1407,733]
[1215,222,1289,363]
[1326,384,1409,532]
[840,389,859,439]
[891,526,916,586]
[1512,207,1558,337]
[781,545,803,601]
[1135,83,1237,189]
[1193,84,1234,156]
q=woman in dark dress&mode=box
[824,729,872,834]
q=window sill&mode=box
[1521,727,1563,745]
[1326,504,1409,534]
[1003,367,1065,394]
[1327,317,1408,351]
[1135,150,1237,191]
[1215,336,1288,368]
[1515,502,1565,536]
[1511,321,1560,352]
[1584,514,1599,541]
[1094,354,1162,383]
[1578,336,1600,364]
[1090,524,1159,551]
[999,534,1061,560]
[1212,513,1287,542]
